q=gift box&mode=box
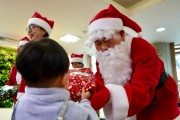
[68,68,97,102]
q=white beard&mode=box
[96,36,132,86]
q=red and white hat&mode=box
[70,53,83,63]
[27,12,54,36]
[19,36,30,47]
[87,4,142,47]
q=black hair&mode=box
[39,26,49,37]
[16,38,70,87]
[43,32,49,37]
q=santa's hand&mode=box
[90,80,110,110]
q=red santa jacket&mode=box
[95,37,179,120]
[5,65,24,103]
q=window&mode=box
[176,55,180,80]
[175,44,180,98]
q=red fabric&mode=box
[90,79,110,110]
[89,4,142,33]
[94,38,179,119]
[5,65,18,86]
[5,65,17,104]
[71,53,83,59]
[18,79,26,93]
[32,12,54,29]
[127,38,179,119]
[5,65,24,104]
[20,36,30,42]
[18,36,30,47]
[67,68,96,102]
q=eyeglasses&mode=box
[26,24,41,31]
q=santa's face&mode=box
[94,32,124,52]
[95,34,132,86]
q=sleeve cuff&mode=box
[104,84,129,119]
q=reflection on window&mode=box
[176,55,180,80]
[176,54,180,94]
[175,44,180,98]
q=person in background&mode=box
[26,12,54,40]
[70,53,84,68]
[18,12,55,97]
[87,4,180,120]
[68,53,96,102]
[12,38,99,120]
[0,37,30,104]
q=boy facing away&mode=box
[11,38,99,120]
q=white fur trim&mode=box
[137,32,143,38]
[16,71,22,84]
[125,115,137,120]
[27,18,51,35]
[19,41,28,47]
[17,92,24,99]
[88,18,123,35]
[104,84,129,120]
[70,58,83,63]
[123,26,138,37]
[175,114,180,120]
[126,35,133,56]
[87,18,123,48]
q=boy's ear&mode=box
[59,73,68,88]
[62,73,68,81]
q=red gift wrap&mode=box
[68,68,97,102]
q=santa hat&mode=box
[27,12,54,36]
[87,4,142,47]
[70,53,83,63]
[18,36,30,47]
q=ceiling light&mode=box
[59,34,81,43]
[156,27,165,32]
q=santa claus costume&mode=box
[5,37,30,104]
[87,4,180,120]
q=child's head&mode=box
[16,38,70,88]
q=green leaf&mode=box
[0,47,16,108]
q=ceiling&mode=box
[0,0,180,55]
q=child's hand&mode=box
[81,87,91,100]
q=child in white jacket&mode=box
[11,38,99,120]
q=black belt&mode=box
[156,70,168,90]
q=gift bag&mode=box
[68,68,97,102]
